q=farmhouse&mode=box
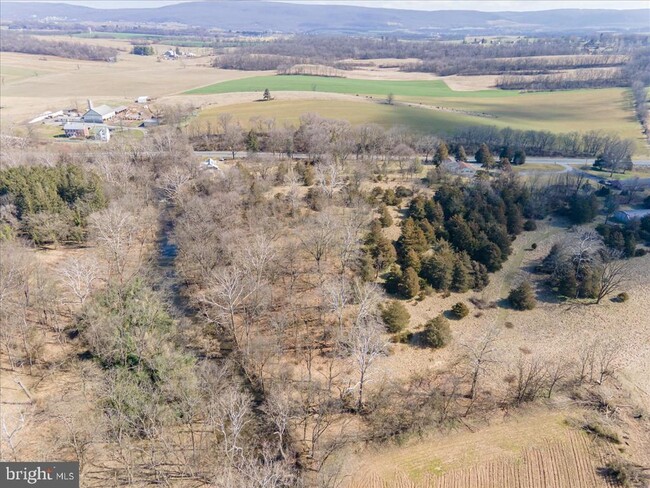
[440,159,477,176]
[613,209,650,223]
[82,100,115,123]
[63,122,90,138]
[95,127,111,142]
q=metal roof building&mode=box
[613,209,650,223]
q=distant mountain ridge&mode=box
[1,1,648,34]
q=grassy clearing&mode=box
[406,87,641,140]
[580,167,650,180]
[197,99,497,133]
[512,163,565,172]
[186,74,516,98]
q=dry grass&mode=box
[343,408,619,488]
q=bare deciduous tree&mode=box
[58,257,99,305]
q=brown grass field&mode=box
[344,409,620,488]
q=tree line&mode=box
[189,112,636,161]
[0,31,118,61]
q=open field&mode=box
[512,163,565,173]
[185,74,515,98]
[195,91,647,156]
[344,409,619,488]
[580,167,650,180]
[404,87,641,139]
[187,75,647,155]
[196,97,499,133]
[0,50,267,123]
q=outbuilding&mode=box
[612,209,650,223]
[136,96,150,104]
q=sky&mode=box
[7,0,649,10]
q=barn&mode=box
[82,100,115,123]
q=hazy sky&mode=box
[9,0,650,10]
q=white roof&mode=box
[85,105,114,116]
[64,122,90,130]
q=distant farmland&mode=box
[189,75,647,155]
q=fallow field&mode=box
[188,74,647,155]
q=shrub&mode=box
[634,248,647,257]
[381,300,411,333]
[451,302,469,319]
[602,459,648,487]
[616,292,629,303]
[394,186,413,198]
[531,243,538,250]
[523,219,537,231]
[508,281,537,310]
[391,331,413,344]
[423,315,451,348]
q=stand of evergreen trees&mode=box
[371,176,536,298]
[0,164,106,244]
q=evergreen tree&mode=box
[399,267,420,298]
[499,146,514,162]
[424,199,444,225]
[421,251,454,291]
[476,242,502,272]
[512,148,526,165]
[402,248,422,273]
[475,143,495,168]
[506,205,524,235]
[245,129,259,152]
[381,300,411,333]
[451,302,470,319]
[471,260,490,291]
[396,218,428,258]
[433,142,449,165]
[454,145,468,162]
[451,253,472,292]
[423,315,451,348]
[379,204,393,228]
[263,88,271,100]
[508,281,537,310]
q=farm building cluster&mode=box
[28,96,157,141]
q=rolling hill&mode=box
[2,1,648,35]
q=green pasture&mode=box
[186,75,515,98]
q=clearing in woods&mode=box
[344,409,619,488]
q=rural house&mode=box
[440,159,477,176]
[63,122,90,138]
[95,126,111,142]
